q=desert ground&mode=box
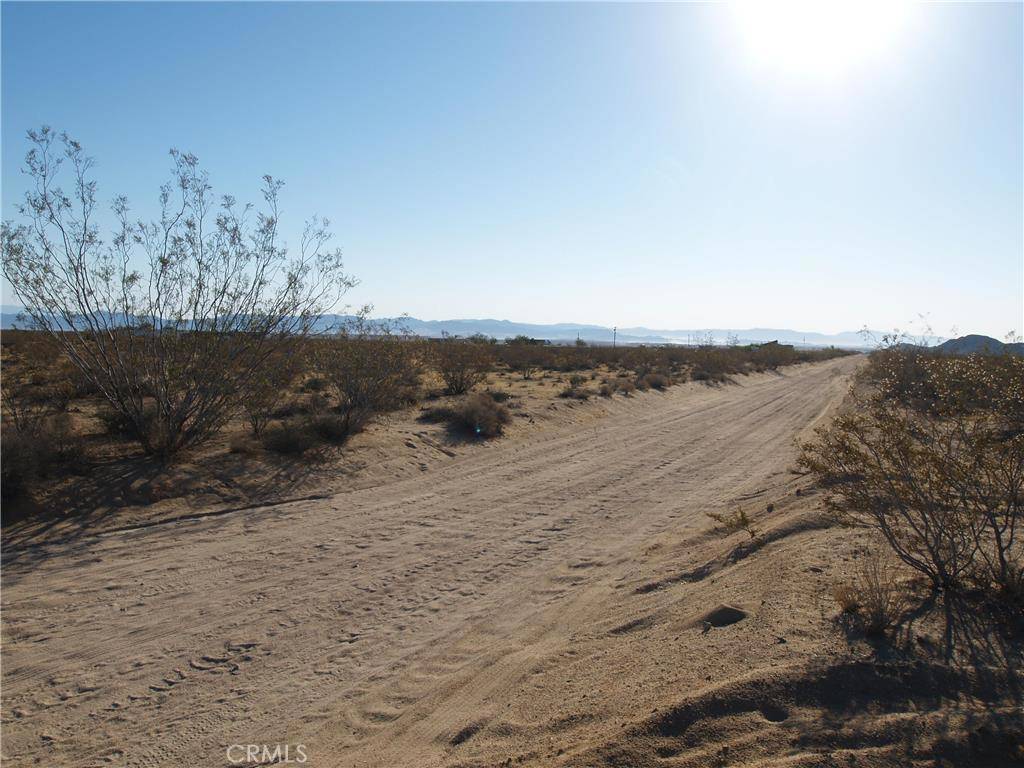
[3,354,1020,767]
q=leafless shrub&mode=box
[833,549,909,636]
[2,127,355,459]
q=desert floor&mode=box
[3,355,1021,768]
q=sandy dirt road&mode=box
[2,356,862,768]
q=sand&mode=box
[3,355,1020,767]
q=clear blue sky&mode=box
[2,2,1021,337]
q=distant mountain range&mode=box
[320,316,883,348]
[1,304,972,350]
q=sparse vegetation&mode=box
[433,339,492,394]
[316,320,420,440]
[832,549,909,636]
[1,127,355,459]
[801,348,1023,603]
[707,506,759,539]
[418,392,510,438]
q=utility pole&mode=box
[613,326,617,348]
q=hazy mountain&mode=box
[315,315,883,348]
[0,305,951,349]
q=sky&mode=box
[2,1,1021,337]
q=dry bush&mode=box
[455,393,510,437]
[2,127,354,459]
[640,372,671,390]
[706,507,758,539]
[419,393,510,438]
[261,419,318,455]
[801,350,1023,599]
[433,339,492,395]
[244,350,304,437]
[502,341,547,380]
[1,414,86,500]
[833,549,909,636]
[316,321,420,440]
[559,385,592,400]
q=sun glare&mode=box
[729,1,916,85]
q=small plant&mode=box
[559,384,592,400]
[706,507,758,539]
[832,549,908,636]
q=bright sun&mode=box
[729,1,916,85]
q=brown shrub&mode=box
[261,420,318,455]
[1,415,87,500]
[640,372,671,390]
[456,393,510,437]
[833,549,909,636]
[317,324,420,436]
[434,340,492,395]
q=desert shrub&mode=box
[316,321,420,438]
[261,420,318,455]
[502,343,546,380]
[1,415,87,500]
[833,549,909,636]
[1,374,68,437]
[617,378,636,396]
[244,350,304,437]
[97,403,157,440]
[486,389,513,403]
[706,507,758,539]
[228,433,258,455]
[420,394,509,438]
[455,393,510,437]
[640,372,670,390]
[599,382,615,397]
[300,376,329,393]
[801,350,1023,597]
[307,413,352,443]
[433,340,492,394]
[559,385,592,400]
[2,127,355,459]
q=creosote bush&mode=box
[316,320,420,439]
[2,127,355,459]
[433,339,492,395]
[801,349,1023,601]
